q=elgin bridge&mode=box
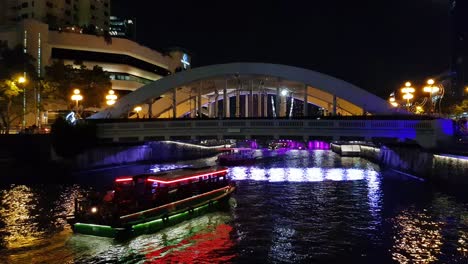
[88,63,454,149]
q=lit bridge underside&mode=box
[90,63,397,119]
[91,117,454,149]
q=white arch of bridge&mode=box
[89,63,395,119]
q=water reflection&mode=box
[0,185,42,250]
[0,150,466,263]
[66,212,235,263]
[230,167,378,183]
[391,210,443,263]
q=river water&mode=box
[0,150,467,263]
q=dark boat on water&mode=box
[67,166,235,238]
[217,149,261,166]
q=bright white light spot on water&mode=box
[325,168,345,181]
[305,168,324,182]
[346,168,365,181]
[251,168,268,181]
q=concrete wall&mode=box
[73,141,220,169]
[332,143,468,185]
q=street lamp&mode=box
[17,76,27,130]
[401,82,415,112]
[423,79,439,114]
[71,89,83,110]
[134,106,142,118]
[106,89,118,106]
[388,92,398,107]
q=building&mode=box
[0,0,111,31]
[450,0,468,97]
[0,18,189,126]
[109,16,136,40]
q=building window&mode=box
[65,10,71,16]
[46,2,53,8]
[65,0,71,4]
[31,12,34,18]
[21,13,28,18]
[90,4,95,10]
[32,1,34,7]
[21,2,28,8]
[104,11,109,17]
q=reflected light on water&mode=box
[65,212,236,263]
[0,185,43,250]
[230,167,378,183]
[150,164,190,173]
[391,211,443,263]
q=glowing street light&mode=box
[423,79,439,114]
[134,105,142,118]
[388,92,398,107]
[400,82,415,111]
[71,89,83,110]
[17,76,27,129]
[106,89,118,105]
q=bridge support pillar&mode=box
[208,100,214,118]
[198,81,202,118]
[147,101,153,118]
[275,79,280,118]
[214,89,219,118]
[236,85,241,118]
[280,94,287,117]
[257,93,262,117]
[303,84,308,117]
[333,95,337,116]
[245,94,249,117]
[249,80,254,117]
[223,79,228,118]
[172,88,177,118]
[263,92,268,117]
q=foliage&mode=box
[0,42,37,132]
[51,118,97,158]
[44,60,111,108]
[451,99,468,115]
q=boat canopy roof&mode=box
[115,166,228,184]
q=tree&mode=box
[0,42,37,133]
[451,99,468,116]
[44,61,111,109]
[0,80,22,133]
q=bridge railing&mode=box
[91,117,455,149]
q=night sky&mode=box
[112,0,452,98]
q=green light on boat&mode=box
[132,201,219,236]
[74,223,118,238]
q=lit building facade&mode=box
[0,18,189,125]
[109,16,136,40]
[0,0,111,31]
[450,0,468,97]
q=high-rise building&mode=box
[109,16,135,40]
[0,0,111,31]
[450,0,468,97]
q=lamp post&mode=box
[423,79,439,114]
[71,89,83,111]
[18,76,26,130]
[106,89,118,106]
[401,81,415,112]
[389,96,398,107]
[134,106,142,118]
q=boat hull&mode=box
[71,185,235,239]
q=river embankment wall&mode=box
[331,143,468,185]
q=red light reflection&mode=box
[144,224,236,263]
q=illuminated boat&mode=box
[68,166,235,238]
